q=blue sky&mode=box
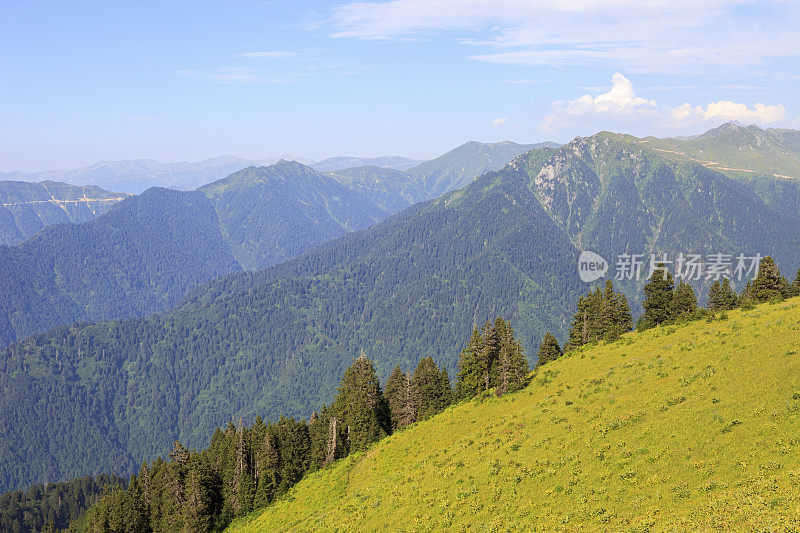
[1,0,798,171]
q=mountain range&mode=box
[1,154,421,195]
[0,156,291,194]
[0,141,538,347]
[1,124,798,492]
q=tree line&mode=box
[78,319,530,532]
[534,256,800,368]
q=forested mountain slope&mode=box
[200,162,385,270]
[0,162,387,344]
[522,132,800,280]
[0,162,583,493]
[0,474,126,533]
[0,180,128,245]
[329,165,425,214]
[230,298,800,531]
[329,140,559,215]
[406,140,556,201]
[0,188,240,346]
[2,131,799,494]
[0,145,545,346]
[642,122,800,217]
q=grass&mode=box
[228,299,800,531]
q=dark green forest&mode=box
[0,187,240,347]
[0,161,581,493]
[0,475,126,533]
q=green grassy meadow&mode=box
[229,299,800,531]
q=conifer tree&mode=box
[708,278,738,310]
[749,256,789,302]
[536,333,562,367]
[455,328,484,399]
[397,373,417,428]
[568,293,591,347]
[671,280,698,317]
[479,320,500,391]
[456,318,528,399]
[331,356,390,453]
[182,454,216,532]
[411,356,452,420]
[568,281,631,346]
[252,418,281,507]
[640,264,675,329]
[495,320,528,394]
[275,416,310,493]
[613,295,633,332]
[384,366,410,430]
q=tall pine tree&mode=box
[671,280,698,317]
[411,357,452,421]
[331,355,390,453]
[747,256,789,302]
[384,366,415,430]
[639,264,675,330]
[495,319,529,395]
[455,328,484,400]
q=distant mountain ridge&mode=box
[406,140,560,200]
[640,122,800,218]
[329,140,558,215]
[200,161,385,270]
[311,156,422,172]
[0,141,539,348]
[648,122,800,180]
[0,155,311,194]
[0,180,129,245]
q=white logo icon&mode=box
[578,250,608,283]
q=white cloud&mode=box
[492,117,510,126]
[542,73,656,129]
[329,0,800,74]
[671,101,787,125]
[236,51,297,59]
[572,73,655,113]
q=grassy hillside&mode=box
[230,299,800,531]
[644,122,800,181]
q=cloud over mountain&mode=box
[671,101,787,126]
